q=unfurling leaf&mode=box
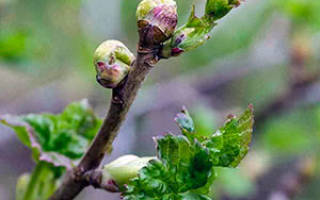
[160,0,242,58]
[203,105,254,167]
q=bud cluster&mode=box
[93,40,135,88]
[93,0,242,88]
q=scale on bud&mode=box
[94,40,135,88]
[136,0,178,50]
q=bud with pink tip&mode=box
[93,40,135,88]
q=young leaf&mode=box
[0,100,102,169]
[161,5,215,58]
[160,0,242,58]
[124,134,213,199]
[123,105,254,199]
[203,105,254,167]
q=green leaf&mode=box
[203,105,254,167]
[0,100,102,169]
[124,134,213,199]
[123,106,254,199]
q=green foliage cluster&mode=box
[1,100,101,167]
[0,100,102,200]
[1,99,253,200]
[124,106,254,199]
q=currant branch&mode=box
[49,0,243,199]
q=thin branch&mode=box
[49,52,154,200]
[254,35,320,130]
[254,72,320,130]
[83,170,119,193]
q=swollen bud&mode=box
[94,40,135,88]
[102,155,155,186]
[136,0,178,49]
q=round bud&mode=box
[93,40,135,88]
[102,155,155,186]
[136,0,178,49]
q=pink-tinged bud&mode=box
[136,0,178,49]
[93,40,135,88]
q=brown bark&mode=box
[49,52,154,200]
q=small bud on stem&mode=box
[93,40,135,88]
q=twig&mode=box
[254,36,320,130]
[82,170,119,193]
[254,73,320,130]
[49,52,154,200]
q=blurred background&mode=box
[0,0,320,199]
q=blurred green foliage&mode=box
[261,109,320,156]
[274,0,320,29]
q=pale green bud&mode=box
[102,155,155,186]
[93,40,135,88]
